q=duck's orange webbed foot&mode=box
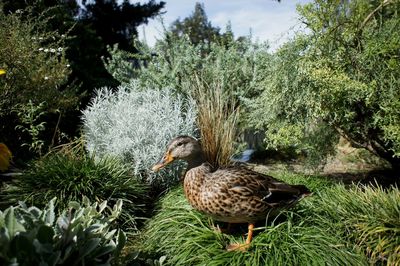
[226,223,254,252]
[226,242,250,251]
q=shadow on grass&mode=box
[322,169,400,188]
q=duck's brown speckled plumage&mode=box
[152,136,310,250]
[153,136,310,224]
[184,163,309,223]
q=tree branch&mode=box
[360,0,392,30]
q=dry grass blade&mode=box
[191,74,239,168]
[45,135,87,159]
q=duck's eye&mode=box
[177,142,184,146]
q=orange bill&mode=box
[152,151,174,172]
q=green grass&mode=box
[0,152,149,232]
[138,172,400,265]
[306,184,400,265]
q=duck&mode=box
[152,135,311,251]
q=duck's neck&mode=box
[186,152,206,171]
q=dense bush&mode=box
[140,172,399,265]
[249,0,400,167]
[82,84,197,185]
[0,6,78,158]
[0,197,125,266]
[0,7,76,115]
[0,151,148,231]
[105,33,271,108]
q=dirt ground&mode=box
[249,138,397,186]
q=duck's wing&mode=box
[213,166,311,206]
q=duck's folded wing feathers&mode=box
[218,166,310,204]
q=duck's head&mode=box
[152,136,202,172]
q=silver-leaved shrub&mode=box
[82,83,197,184]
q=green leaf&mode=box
[68,201,80,210]
[116,230,126,251]
[104,229,117,240]
[92,244,115,257]
[159,255,167,265]
[56,215,69,230]
[5,207,25,238]
[44,199,56,225]
[98,200,107,213]
[37,225,54,244]
[79,238,101,258]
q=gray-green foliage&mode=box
[82,84,197,184]
[0,197,126,266]
[105,33,271,104]
[249,0,400,167]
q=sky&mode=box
[138,0,312,50]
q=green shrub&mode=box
[0,7,76,115]
[0,197,125,266]
[140,172,399,265]
[0,6,78,159]
[248,0,400,168]
[105,33,270,117]
[0,152,148,232]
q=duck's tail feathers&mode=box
[293,185,312,197]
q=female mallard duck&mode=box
[152,136,310,251]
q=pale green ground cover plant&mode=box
[0,197,125,266]
[82,83,197,185]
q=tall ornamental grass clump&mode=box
[82,84,197,184]
[191,75,239,167]
[140,172,399,265]
[0,151,148,232]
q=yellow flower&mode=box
[0,143,12,171]
[0,69,6,75]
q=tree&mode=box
[169,2,232,46]
[2,0,165,105]
[1,0,165,159]
[250,0,400,168]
